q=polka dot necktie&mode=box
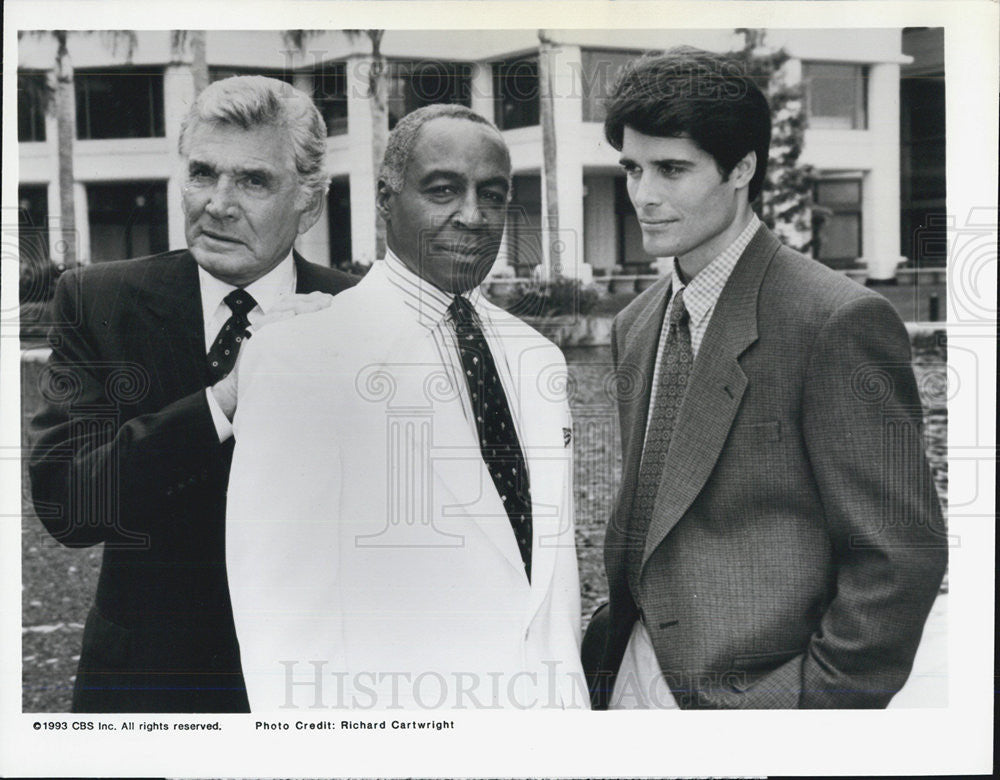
[627,288,693,598]
[449,296,533,582]
[206,289,257,384]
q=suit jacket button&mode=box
[166,487,174,497]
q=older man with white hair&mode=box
[29,75,355,713]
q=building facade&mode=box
[17,28,945,282]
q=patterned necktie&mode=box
[626,287,693,597]
[449,296,533,582]
[206,289,257,384]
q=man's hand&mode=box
[210,292,333,421]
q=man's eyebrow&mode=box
[232,166,275,179]
[478,176,510,189]
[618,155,694,168]
[418,171,509,190]
[186,159,274,178]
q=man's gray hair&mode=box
[379,104,509,193]
[179,75,330,199]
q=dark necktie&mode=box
[206,289,257,384]
[626,288,693,598]
[449,295,533,581]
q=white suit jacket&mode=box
[226,262,586,710]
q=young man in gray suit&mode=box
[583,48,947,709]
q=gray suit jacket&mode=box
[588,225,947,709]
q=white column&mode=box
[546,44,591,283]
[164,64,197,250]
[469,61,494,122]
[72,182,90,264]
[862,62,906,281]
[345,53,378,265]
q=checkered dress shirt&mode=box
[642,216,761,445]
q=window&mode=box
[18,72,49,142]
[813,178,862,268]
[18,186,51,302]
[900,28,947,268]
[387,61,472,129]
[314,62,348,136]
[326,178,352,268]
[87,181,168,262]
[492,57,539,130]
[803,62,867,130]
[76,69,165,139]
[580,49,647,123]
[209,67,294,85]
[505,175,542,275]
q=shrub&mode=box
[498,276,600,318]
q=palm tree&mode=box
[284,29,388,262]
[170,30,209,96]
[537,30,562,280]
[18,30,137,270]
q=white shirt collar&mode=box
[669,214,760,330]
[381,249,484,332]
[197,250,297,320]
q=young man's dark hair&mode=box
[603,46,772,202]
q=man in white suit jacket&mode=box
[225,105,586,710]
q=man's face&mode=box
[378,117,510,294]
[182,121,321,286]
[619,127,753,271]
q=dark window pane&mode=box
[815,180,861,206]
[815,213,861,260]
[18,186,52,301]
[87,181,168,262]
[804,63,867,129]
[580,50,645,123]
[387,61,472,129]
[493,58,539,130]
[813,177,863,267]
[208,67,294,84]
[314,62,347,136]
[506,175,542,274]
[18,72,49,142]
[76,70,165,139]
[327,178,352,267]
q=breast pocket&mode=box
[744,420,781,443]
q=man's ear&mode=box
[375,179,392,223]
[296,187,326,236]
[732,151,757,191]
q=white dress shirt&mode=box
[611,215,761,709]
[200,251,296,441]
[381,249,528,444]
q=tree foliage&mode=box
[732,29,820,254]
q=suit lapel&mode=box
[132,251,207,395]
[641,226,781,569]
[616,279,671,520]
[292,250,323,293]
[514,347,569,625]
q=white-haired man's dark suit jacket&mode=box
[29,250,355,712]
[585,225,947,709]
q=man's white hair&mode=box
[179,75,330,199]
